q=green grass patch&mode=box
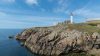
[67,23,100,34]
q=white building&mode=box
[70,12,74,24]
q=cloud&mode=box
[26,0,38,5]
[0,11,7,16]
[0,20,34,29]
[0,13,65,28]
[74,7,100,19]
[15,15,63,23]
[69,0,100,20]
[48,0,53,2]
[0,0,15,3]
[53,0,70,13]
[53,0,91,15]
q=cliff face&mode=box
[16,23,100,56]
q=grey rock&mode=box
[16,25,100,56]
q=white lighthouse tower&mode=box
[70,12,73,24]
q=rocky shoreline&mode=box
[16,22,100,56]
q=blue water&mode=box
[0,29,37,56]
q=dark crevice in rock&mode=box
[16,23,100,56]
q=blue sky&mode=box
[0,0,100,28]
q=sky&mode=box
[0,0,100,29]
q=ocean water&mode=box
[0,29,37,56]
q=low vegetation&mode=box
[16,21,100,56]
[67,23,100,34]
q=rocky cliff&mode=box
[16,22,100,56]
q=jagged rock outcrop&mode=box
[16,23,100,56]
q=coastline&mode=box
[16,22,100,56]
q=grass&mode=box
[67,23,100,35]
[67,52,88,56]
[22,22,100,56]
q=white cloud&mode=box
[71,0,100,19]
[48,0,53,2]
[40,8,45,12]
[74,8,100,19]
[58,0,65,5]
[0,20,34,29]
[0,11,7,16]
[0,14,65,28]
[1,0,15,3]
[26,0,38,5]
[53,0,70,13]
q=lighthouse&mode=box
[70,12,73,24]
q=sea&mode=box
[0,29,38,56]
